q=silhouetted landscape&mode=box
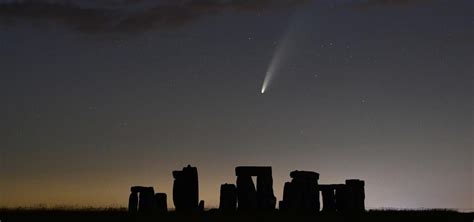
[2,165,472,221]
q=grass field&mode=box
[1,208,472,222]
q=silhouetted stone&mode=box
[346,179,365,212]
[128,192,138,213]
[279,182,294,210]
[289,170,320,180]
[235,166,276,210]
[280,170,319,211]
[329,180,366,212]
[138,187,155,213]
[335,184,351,212]
[319,184,337,212]
[126,167,365,215]
[219,183,237,211]
[129,186,155,213]
[198,200,205,212]
[154,193,168,213]
[236,175,258,210]
[131,186,147,193]
[172,165,199,212]
[256,174,277,209]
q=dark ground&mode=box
[1,208,472,222]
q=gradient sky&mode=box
[0,0,472,210]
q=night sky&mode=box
[0,0,472,210]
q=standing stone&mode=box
[236,175,258,210]
[128,186,172,214]
[256,174,277,209]
[346,179,365,212]
[172,165,199,212]
[155,193,168,213]
[280,171,319,211]
[235,166,276,211]
[128,192,138,213]
[129,186,155,213]
[280,182,294,210]
[319,185,337,212]
[198,200,205,212]
[219,183,237,211]
[335,184,351,212]
[138,187,155,213]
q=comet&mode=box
[260,24,294,94]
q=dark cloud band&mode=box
[0,0,309,33]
